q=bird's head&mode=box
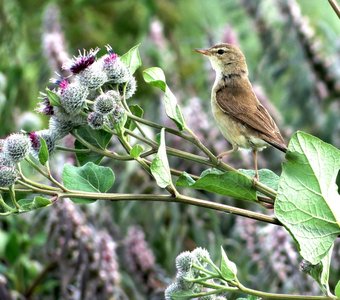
[195,43,248,76]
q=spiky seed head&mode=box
[57,79,88,114]
[0,166,18,187]
[119,76,137,99]
[87,112,105,130]
[3,133,31,162]
[53,106,87,127]
[0,139,4,151]
[102,46,131,83]
[176,270,195,290]
[76,61,107,90]
[93,94,116,115]
[164,282,182,300]
[176,251,193,273]
[192,247,211,266]
[0,154,14,167]
[48,117,74,139]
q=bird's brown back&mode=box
[215,77,287,152]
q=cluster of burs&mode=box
[0,45,137,188]
[165,248,226,300]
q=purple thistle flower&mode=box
[64,48,99,74]
[36,97,54,115]
[29,132,40,151]
[104,45,119,63]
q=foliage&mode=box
[0,0,340,299]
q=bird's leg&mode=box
[252,149,259,180]
[217,145,238,160]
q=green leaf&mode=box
[274,131,340,264]
[62,162,115,204]
[143,67,185,131]
[239,169,279,191]
[125,104,144,131]
[18,196,51,212]
[120,44,142,74]
[335,279,340,298]
[176,170,257,201]
[220,246,237,281]
[150,128,172,188]
[38,137,49,165]
[143,67,166,91]
[46,89,61,106]
[130,144,144,158]
[302,245,333,296]
[74,126,112,165]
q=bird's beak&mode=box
[195,48,210,56]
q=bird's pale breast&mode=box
[211,95,267,150]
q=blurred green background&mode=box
[0,0,339,299]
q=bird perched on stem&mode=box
[195,43,287,179]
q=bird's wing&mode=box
[215,79,287,152]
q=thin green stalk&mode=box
[46,162,70,192]
[8,185,19,210]
[237,282,334,300]
[18,164,59,192]
[72,131,133,161]
[0,195,15,212]
[55,146,92,154]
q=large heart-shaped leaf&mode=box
[275,131,340,264]
[62,162,115,204]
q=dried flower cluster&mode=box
[47,199,123,300]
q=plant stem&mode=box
[8,185,19,210]
[237,282,334,300]
[58,191,281,225]
[328,0,340,18]
[72,131,133,161]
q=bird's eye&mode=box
[217,49,225,55]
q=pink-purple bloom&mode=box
[64,48,99,74]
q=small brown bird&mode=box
[195,43,287,179]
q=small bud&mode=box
[0,166,18,187]
[176,251,193,273]
[57,79,89,114]
[36,96,54,115]
[87,112,105,130]
[93,94,116,115]
[119,76,137,99]
[164,282,181,300]
[3,133,31,162]
[112,105,125,123]
[102,45,131,83]
[29,130,56,155]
